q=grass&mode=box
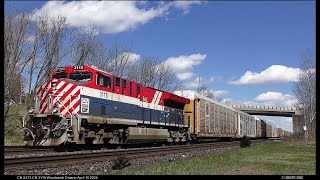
[4,106,27,146]
[105,141,316,175]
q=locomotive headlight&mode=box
[52,106,59,113]
[28,108,34,114]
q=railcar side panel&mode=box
[255,119,262,138]
[174,90,238,139]
[237,111,256,138]
[266,122,273,138]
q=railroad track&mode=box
[4,146,55,155]
[4,142,246,169]
[4,140,264,170]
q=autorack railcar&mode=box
[173,90,257,141]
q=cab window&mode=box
[97,73,112,88]
[69,72,92,81]
[115,77,121,86]
[122,79,127,88]
[53,72,67,79]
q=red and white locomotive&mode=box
[23,65,190,146]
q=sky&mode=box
[5,1,316,132]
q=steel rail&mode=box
[5,141,258,169]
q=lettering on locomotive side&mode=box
[100,91,108,99]
[73,66,84,70]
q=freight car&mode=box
[23,65,190,146]
[255,117,266,139]
[173,90,256,141]
[236,110,256,138]
[173,90,237,141]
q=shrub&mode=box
[111,155,131,170]
[240,135,251,148]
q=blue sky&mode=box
[5,1,316,132]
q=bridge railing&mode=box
[230,104,298,111]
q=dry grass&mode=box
[283,137,316,147]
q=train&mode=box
[173,90,291,140]
[23,65,289,147]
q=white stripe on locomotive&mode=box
[80,86,165,111]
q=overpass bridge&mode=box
[229,104,300,117]
[229,104,303,137]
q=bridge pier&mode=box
[292,114,304,138]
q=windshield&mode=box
[69,72,92,81]
[53,72,67,79]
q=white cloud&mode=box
[254,91,297,107]
[222,91,297,108]
[229,65,301,85]
[123,52,141,64]
[221,98,232,104]
[208,76,223,83]
[255,92,292,102]
[184,76,202,89]
[170,1,203,14]
[32,1,168,34]
[212,90,229,97]
[164,53,206,73]
[31,1,203,34]
[176,72,195,80]
[164,53,206,81]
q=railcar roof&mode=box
[173,90,236,111]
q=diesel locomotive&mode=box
[23,65,190,146]
[23,66,287,147]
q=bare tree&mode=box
[22,15,69,109]
[86,42,135,78]
[4,8,34,124]
[156,61,183,92]
[5,6,72,129]
[70,27,103,66]
[35,15,69,85]
[197,84,214,99]
[105,42,134,78]
[86,41,108,70]
[293,49,316,141]
[136,56,159,87]
[128,56,182,92]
